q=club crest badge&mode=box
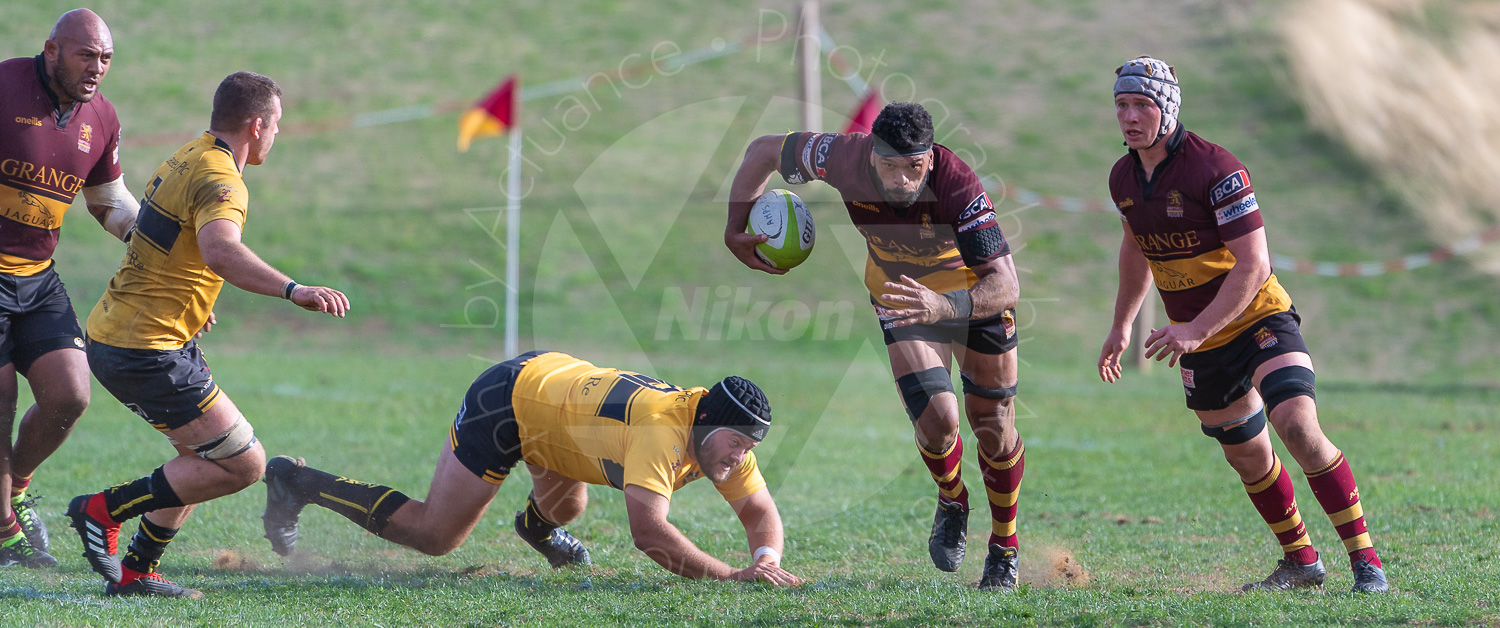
[78,123,93,153]
[1002,311,1016,338]
[919,212,934,239]
[1166,190,1184,218]
[1254,327,1278,349]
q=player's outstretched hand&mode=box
[1142,323,1204,368]
[290,285,351,318]
[725,232,788,275]
[194,312,217,339]
[878,275,949,326]
[1098,327,1130,383]
[730,562,804,587]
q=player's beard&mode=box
[880,172,929,209]
[693,441,735,484]
[51,60,99,105]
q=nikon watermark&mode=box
[655,286,856,342]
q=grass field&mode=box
[1,0,1498,625]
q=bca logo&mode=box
[813,134,834,179]
[1209,170,1250,205]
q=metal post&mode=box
[797,0,822,131]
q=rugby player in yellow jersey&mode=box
[261,351,803,587]
[64,71,350,599]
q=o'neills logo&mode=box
[0,159,86,194]
[78,123,93,153]
[14,117,43,127]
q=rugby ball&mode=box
[747,189,815,270]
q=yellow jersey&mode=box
[512,352,766,502]
[86,133,249,349]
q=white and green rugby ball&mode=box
[748,189,815,270]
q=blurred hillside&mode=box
[3,0,1496,384]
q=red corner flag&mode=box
[457,74,518,152]
[843,89,882,134]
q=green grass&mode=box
[0,346,1495,625]
[0,0,1497,624]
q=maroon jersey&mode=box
[1109,128,1290,352]
[0,55,123,276]
[777,132,1008,308]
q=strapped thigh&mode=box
[895,367,953,423]
[959,372,1017,400]
[1259,365,1316,414]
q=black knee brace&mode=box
[1260,365,1316,414]
[959,373,1017,400]
[895,367,953,423]
[1201,407,1267,445]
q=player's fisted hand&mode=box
[290,285,352,318]
[731,562,804,587]
[725,232,788,275]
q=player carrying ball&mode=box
[727,103,1024,590]
[1098,56,1388,593]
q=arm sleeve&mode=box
[778,131,849,186]
[85,127,123,187]
[191,170,249,232]
[712,452,767,503]
[1206,162,1263,241]
[945,164,1009,267]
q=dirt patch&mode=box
[1020,545,1091,588]
[210,549,263,572]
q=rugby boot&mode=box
[13,495,49,553]
[514,511,591,568]
[977,545,1018,592]
[0,533,57,568]
[106,569,203,599]
[928,501,968,572]
[262,456,310,556]
[1241,554,1326,591]
[65,493,121,583]
[1351,560,1390,593]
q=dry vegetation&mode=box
[1283,0,1500,271]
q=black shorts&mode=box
[879,304,1019,355]
[448,350,551,485]
[85,338,222,432]
[1178,310,1309,412]
[0,266,85,374]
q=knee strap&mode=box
[895,367,953,423]
[1201,407,1267,445]
[960,373,1017,400]
[189,416,258,460]
[1260,365,1316,414]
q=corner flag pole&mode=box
[505,128,522,358]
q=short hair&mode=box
[870,102,934,156]
[210,72,282,133]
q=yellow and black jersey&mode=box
[511,352,765,502]
[86,133,248,350]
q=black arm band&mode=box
[282,281,299,300]
[942,289,973,321]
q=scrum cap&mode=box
[1114,56,1180,142]
[693,376,772,448]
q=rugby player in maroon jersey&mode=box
[0,9,142,568]
[1098,56,1388,593]
[727,103,1025,590]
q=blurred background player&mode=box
[65,71,350,598]
[1097,56,1388,593]
[0,9,141,568]
[726,103,1023,590]
[261,350,802,587]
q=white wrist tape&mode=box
[752,545,780,564]
[81,177,140,242]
